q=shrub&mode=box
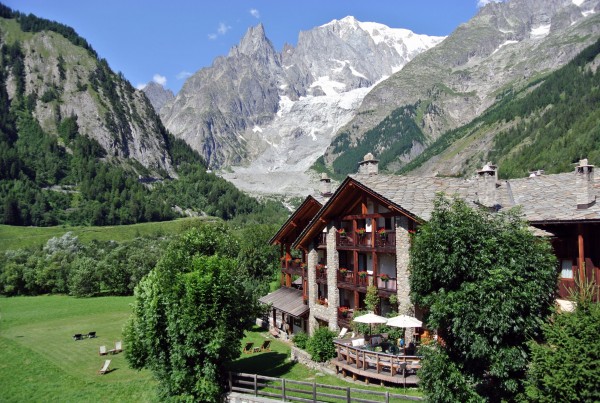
[306,327,336,362]
[292,332,309,349]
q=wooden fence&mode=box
[228,372,423,403]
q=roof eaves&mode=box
[268,195,321,245]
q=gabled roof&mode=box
[269,195,323,245]
[293,176,425,249]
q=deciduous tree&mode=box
[124,227,257,402]
[410,196,557,402]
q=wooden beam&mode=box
[578,224,585,293]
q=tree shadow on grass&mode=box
[225,352,297,378]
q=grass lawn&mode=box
[227,327,422,401]
[0,295,421,402]
[0,295,158,402]
[0,217,215,252]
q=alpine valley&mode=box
[152,0,600,198]
[1,0,600,226]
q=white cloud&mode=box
[152,74,167,86]
[477,0,505,7]
[217,22,231,35]
[136,83,147,90]
[250,8,260,18]
[176,71,192,80]
[208,33,217,40]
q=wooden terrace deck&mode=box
[333,340,421,386]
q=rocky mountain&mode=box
[325,0,600,176]
[142,81,174,113]
[160,17,444,180]
[0,12,175,176]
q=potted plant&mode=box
[317,263,325,273]
[338,228,347,237]
[339,306,349,318]
[380,273,390,283]
[358,270,368,279]
[356,228,366,237]
[339,268,349,277]
[377,227,387,239]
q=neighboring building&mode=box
[263,154,600,337]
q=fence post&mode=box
[346,386,351,402]
[385,391,389,403]
[282,378,286,401]
[313,381,317,402]
[254,373,258,396]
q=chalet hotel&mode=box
[261,153,599,339]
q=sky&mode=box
[4,1,503,94]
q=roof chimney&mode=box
[320,173,332,196]
[476,162,498,208]
[576,159,595,209]
[358,153,379,175]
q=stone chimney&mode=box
[476,162,498,208]
[576,159,595,209]
[320,173,332,196]
[358,153,379,175]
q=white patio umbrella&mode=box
[386,314,422,328]
[353,312,388,337]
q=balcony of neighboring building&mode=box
[336,229,396,252]
[280,257,305,277]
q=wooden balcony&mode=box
[333,340,420,386]
[336,232,396,251]
[280,259,304,276]
[337,271,397,293]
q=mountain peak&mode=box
[229,23,276,58]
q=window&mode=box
[560,259,573,279]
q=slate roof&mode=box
[503,172,600,223]
[258,287,309,318]
[350,171,600,223]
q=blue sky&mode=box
[4,1,501,93]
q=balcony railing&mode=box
[337,271,397,292]
[336,231,396,249]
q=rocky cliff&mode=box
[0,16,174,175]
[142,81,174,113]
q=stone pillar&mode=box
[396,215,415,341]
[307,243,319,336]
[326,223,340,331]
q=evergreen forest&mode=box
[400,37,600,178]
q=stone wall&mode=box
[395,215,415,341]
[290,346,337,376]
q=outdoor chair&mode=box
[114,340,123,353]
[98,359,111,375]
[72,333,83,341]
[243,342,254,353]
[87,331,96,338]
[99,345,107,356]
[260,340,271,352]
[337,327,348,338]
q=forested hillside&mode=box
[401,37,600,179]
[0,5,287,226]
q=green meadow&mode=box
[0,295,421,402]
[0,217,215,252]
[0,295,157,402]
